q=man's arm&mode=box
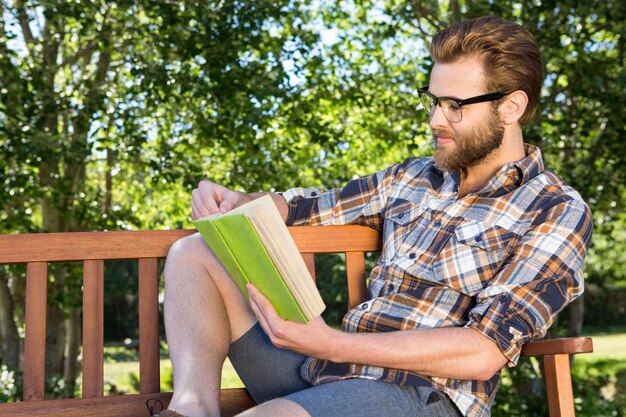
[248,284,508,381]
[247,196,593,382]
[191,180,288,221]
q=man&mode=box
[151,15,592,417]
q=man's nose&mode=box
[429,104,449,129]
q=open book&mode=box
[192,195,325,324]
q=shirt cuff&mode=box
[464,293,534,367]
[281,187,325,226]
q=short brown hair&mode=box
[430,16,542,126]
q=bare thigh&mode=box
[236,398,310,417]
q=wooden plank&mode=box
[220,388,256,417]
[290,226,382,253]
[521,337,593,357]
[345,251,368,309]
[0,226,381,264]
[0,389,253,417]
[0,392,171,416]
[544,354,575,417]
[0,230,195,264]
[82,260,105,398]
[23,262,48,401]
[138,258,161,394]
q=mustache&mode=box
[432,128,455,139]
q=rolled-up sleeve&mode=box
[465,199,593,366]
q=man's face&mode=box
[427,57,505,172]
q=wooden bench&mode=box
[0,226,593,417]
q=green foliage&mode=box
[0,365,18,402]
[45,373,78,399]
[570,359,626,417]
[103,261,139,341]
[493,357,626,417]
[1,0,625,410]
[493,359,548,416]
[315,254,350,326]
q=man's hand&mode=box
[191,180,249,220]
[247,283,338,360]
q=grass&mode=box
[102,347,243,395]
[582,333,626,360]
[580,326,626,360]
[103,331,626,395]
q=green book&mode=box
[192,195,325,324]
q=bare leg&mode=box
[236,399,311,417]
[164,233,257,417]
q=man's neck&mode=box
[458,135,526,198]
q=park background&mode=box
[0,0,624,415]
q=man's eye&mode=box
[448,102,461,112]
[440,100,460,112]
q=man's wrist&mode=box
[320,327,350,363]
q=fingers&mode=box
[248,284,287,338]
[247,284,273,337]
[191,180,240,218]
[219,190,240,214]
[190,198,201,220]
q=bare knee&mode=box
[166,233,210,263]
[164,233,215,280]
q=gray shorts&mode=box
[228,323,462,417]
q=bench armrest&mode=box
[520,336,593,357]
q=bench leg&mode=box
[544,354,576,417]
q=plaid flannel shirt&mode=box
[282,144,593,417]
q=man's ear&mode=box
[499,90,528,125]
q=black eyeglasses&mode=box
[417,86,511,123]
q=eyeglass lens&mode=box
[420,94,462,123]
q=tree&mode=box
[0,0,320,394]
[1,0,624,402]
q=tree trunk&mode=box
[45,303,67,378]
[568,294,585,337]
[0,272,20,369]
[63,308,81,396]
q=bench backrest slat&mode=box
[138,258,161,394]
[345,252,368,309]
[23,262,48,401]
[82,260,105,398]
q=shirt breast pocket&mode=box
[381,200,426,262]
[433,219,519,296]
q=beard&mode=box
[432,110,505,172]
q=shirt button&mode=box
[360,302,369,310]
[475,234,482,242]
[387,284,394,293]
[499,295,507,302]
[398,213,404,219]
[409,253,416,259]
[434,220,442,227]
[310,191,318,196]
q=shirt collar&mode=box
[447,143,545,197]
[483,143,545,196]
[515,143,545,184]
